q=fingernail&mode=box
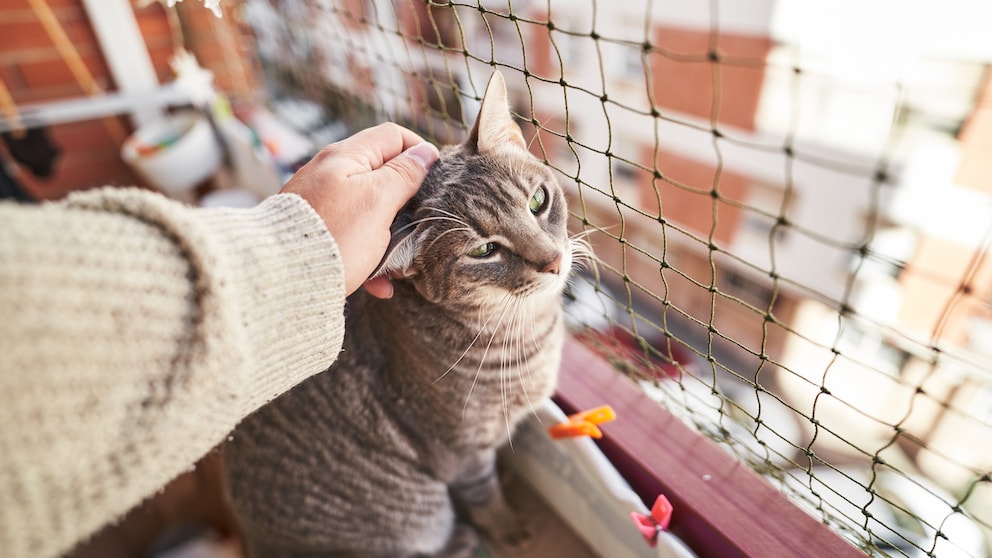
[404,142,440,169]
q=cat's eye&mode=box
[467,242,497,258]
[529,186,548,215]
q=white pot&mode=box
[121,112,222,199]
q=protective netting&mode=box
[241,1,992,556]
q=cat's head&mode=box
[376,71,571,308]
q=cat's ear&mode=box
[467,71,527,153]
[372,213,421,279]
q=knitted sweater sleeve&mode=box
[0,188,346,558]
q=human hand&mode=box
[281,123,439,298]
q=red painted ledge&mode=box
[554,336,863,558]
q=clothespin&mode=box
[548,405,616,439]
[630,494,674,547]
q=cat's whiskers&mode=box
[425,227,474,253]
[498,297,519,450]
[514,296,542,424]
[569,227,599,241]
[498,294,540,447]
[566,236,598,286]
[525,113,558,153]
[386,216,471,259]
[395,214,467,236]
[567,235,596,269]
[412,207,483,255]
[424,206,471,227]
[509,242,586,424]
[462,293,517,420]
[433,291,513,385]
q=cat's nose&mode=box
[541,253,563,275]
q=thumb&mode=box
[372,142,440,210]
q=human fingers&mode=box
[363,276,394,299]
[325,123,428,174]
[353,122,427,156]
[371,142,440,210]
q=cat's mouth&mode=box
[515,245,576,298]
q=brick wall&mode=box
[650,27,772,133]
[898,71,992,345]
[1,0,263,201]
[955,70,992,194]
[173,0,264,107]
[899,234,992,345]
[0,1,175,199]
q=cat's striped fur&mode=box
[224,72,577,558]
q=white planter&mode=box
[121,112,222,200]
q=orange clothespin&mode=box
[548,405,617,439]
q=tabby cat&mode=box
[224,71,577,558]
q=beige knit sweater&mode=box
[0,188,347,558]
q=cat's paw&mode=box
[484,516,536,554]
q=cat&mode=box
[223,71,580,558]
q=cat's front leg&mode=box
[449,449,534,552]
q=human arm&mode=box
[0,123,438,558]
[0,190,343,558]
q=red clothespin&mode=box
[548,405,617,439]
[630,494,673,547]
